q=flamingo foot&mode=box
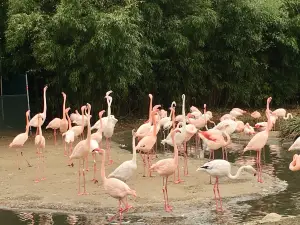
[92,179,98,184]
[82,192,89,195]
[108,159,113,165]
[77,192,84,196]
[41,177,46,181]
[68,163,74,167]
[167,204,173,210]
[165,205,173,212]
[174,179,184,184]
[64,154,68,157]
[34,179,40,183]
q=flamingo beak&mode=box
[92,148,103,154]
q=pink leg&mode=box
[16,150,20,170]
[34,148,40,183]
[35,128,38,136]
[78,160,82,195]
[162,177,168,211]
[92,153,98,183]
[213,178,219,210]
[85,154,89,171]
[82,160,88,195]
[215,177,223,211]
[165,176,172,211]
[54,129,57,145]
[148,152,154,177]
[108,138,113,164]
[41,151,46,181]
[139,152,146,177]
[174,160,184,184]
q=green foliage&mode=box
[2,0,300,117]
[280,117,300,139]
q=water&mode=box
[2,131,300,225]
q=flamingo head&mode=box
[148,94,153,99]
[65,107,71,113]
[99,110,105,118]
[204,104,206,109]
[153,104,161,111]
[44,85,48,91]
[254,124,261,128]
[26,110,30,116]
[81,105,86,111]
[267,97,272,104]
[92,148,105,154]
[61,92,66,98]
[187,113,194,118]
[105,90,113,98]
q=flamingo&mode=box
[136,108,159,177]
[150,129,181,212]
[288,136,300,151]
[9,110,32,169]
[69,103,96,195]
[91,115,118,131]
[70,106,86,141]
[29,85,48,136]
[103,91,116,165]
[46,117,61,145]
[271,108,293,120]
[90,110,106,182]
[108,129,137,182]
[136,94,153,139]
[159,102,176,133]
[243,97,272,183]
[244,123,255,135]
[196,159,256,212]
[213,119,237,136]
[93,148,136,224]
[289,154,300,171]
[59,92,68,136]
[232,108,247,114]
[34,114,46,183]
[251,111,261,121]
[219,114,236,121]
[62,107,75,165]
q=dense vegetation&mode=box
[1,0,300,117]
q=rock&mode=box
[260,213,282,223]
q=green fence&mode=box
[0,95,28,131]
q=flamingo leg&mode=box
[54,129,57,145]
[16,149,20,170]
[140,152,146,177]
[92,153,98,183]
[174,160,184,184]
[41,150,46,181]
[215,177,223,212]
[184,141,189,176]
[35,147,40,183]
[148,151,154,177]
[78,159,82,195]
[20,151,32,167]
[68,143,74,167]
[162,177,168,211]
[35,128,38,136]
[85,154,89,171]
[82,160,88,195]
[165,176,172,212]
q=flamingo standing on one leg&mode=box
[69,103,95,195]
[93,148,136,224]
[46,117,61,145]
[150,129,181,212]
[34,114,46,183]
[29,85,48,136]
[103,91,116,165]
[196,160,256,212]
[243,97,272,183]
[91,110,105,182]
[9,110,32,169]
[62,107,75,166]
[59,92,69,146]
[108,129,137,182]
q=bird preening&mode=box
[9,88,297,222]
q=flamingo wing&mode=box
[108,160,137,182]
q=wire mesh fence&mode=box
[0,94,28,131]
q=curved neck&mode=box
[66,111,72,129]
[172,110,176,129]
[100,151,107,182]
[227,166,247,179]
[62,95,66,119]
[38,116,42,136]
[81,107,85,131]
[107,98,112,118]
[266,101,271,132]
[284,113,292,120]
[86,108,91,143]
[132,135,136,162]
[25,113,29,134]
[43,89,47,118]
[223,131,231,145]
[182,98,186,128]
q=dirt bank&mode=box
[0,132,286,224]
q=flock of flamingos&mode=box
[8,85,300,223]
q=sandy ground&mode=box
[0,131,286,224]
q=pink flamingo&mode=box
[93,148,136,224]
[150,129,181,212]
[46,117,61,145]
[62,107,75,166]
[197,159,256,212]
[136,108,159,177]
[103,91,116,165]
[59,92,69,138]
[244,123,255,136]
[29,86,48,136]
[34,114,46,182]
[69,103,95,195]
[9,110,32,169]
[91,110,105,182]
[251,111,261,122]
[136,94,153,139]
[289,154,300,171]
[108,129,137,182]
[70,106,86,142]
[243,97,272,183]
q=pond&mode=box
[1,131,300,225]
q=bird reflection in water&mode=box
[67,214,79,225]
[17,212,54,225]
[17,212,34,225]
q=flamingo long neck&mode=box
[182,97,186,130]
[284,113,293,120]
[169,102,175,119]
[81,107,85,131]
[62,95,66,120]
[66,111,72,129]
[223,131,231,146]
[152,112,157,136]
[172,110,176,129]
[107,98,112,122]
[266,100,271,132]
[204,105,207,127]
[43,89,47,119]
[100,151,107,182]
[132,135,136,162]
[25,113,29,134]
[86,107,91,143]
[148,96,153,122]
[227,166,248,179]
[38,116,42,136]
